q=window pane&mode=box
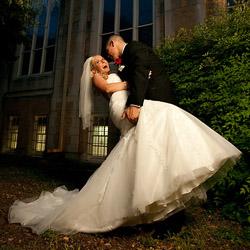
[22,51,31,75]
[103,0,115,33]
[33,115,47,152]
[91,126,108,156]
[18,0,59,76]
[139,0,153,25]
[45,46,55,72]
[33,49,42,74]
[227,0,235,7]
[36,6,47,49]
[48,2,59,46]
[7,116,19,150]
[119,29,133,43]
[139,25,153,47]
[120,0,133,30]
[101,34,113,59]
[24,26,34,50]
[87,115,109,158]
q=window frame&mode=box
[87,114,109,160]
[99,0,155,53]
[227,0,235,10]
[32,115,48,153]
[6,116,19,151]
[17,0,60,77]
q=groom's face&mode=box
[106,41,119,61]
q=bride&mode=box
[9,55,241,234]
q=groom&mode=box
[106,35,174,124]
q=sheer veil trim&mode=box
[79,57,93,129]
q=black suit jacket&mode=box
[118,41,174,106]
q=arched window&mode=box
[17,0,60,76]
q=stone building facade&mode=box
[0,0,231,163]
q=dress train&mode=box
[8,74,241,234]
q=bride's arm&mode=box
[92,73,127,94]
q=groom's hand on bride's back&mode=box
[122,106,140,124]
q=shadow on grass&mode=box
[0,153,99,189]
[101,209,190,240]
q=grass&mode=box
[0,155,249,250]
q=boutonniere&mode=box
[115,58,122,65]
[115,58,125,72]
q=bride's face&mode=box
[92,56,110,74]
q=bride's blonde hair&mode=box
[90,55,100,76]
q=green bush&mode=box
[157,3,250,224]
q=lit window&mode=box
[33,115,48,152]
[87,115,109,158]
[101,0,153,55]
[18,0,60,76]
[7,116,19,150]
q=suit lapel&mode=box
[121,42,133,65]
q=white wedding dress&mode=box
[9,73,241,234]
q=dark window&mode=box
[103,0,115,33]
[139,0,153,25]
[19,0,60,76]
[101,0,153,55]
[120,0,133,29]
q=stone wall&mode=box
[163,0,206,37]
[205,0,226,16]
[0,0,229,162]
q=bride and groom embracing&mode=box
[9,35,241,234]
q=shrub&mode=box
[157,3,250,224]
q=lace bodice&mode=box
[107,73,133,135]
[107,73,122,84]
